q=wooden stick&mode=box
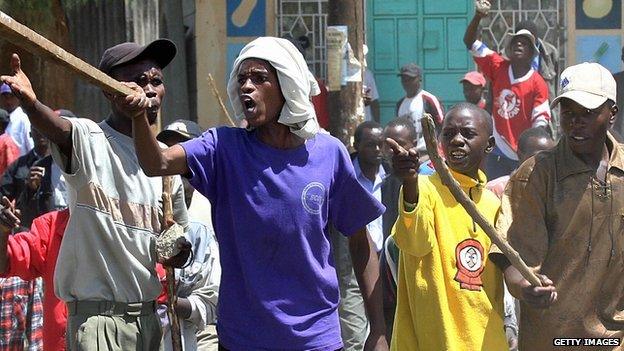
[420,114,542,287]
[162,176,183,351]
[207,73,236,127]
[0,11,134,96]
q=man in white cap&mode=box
[492,62,624,350]
[464,0,551,179]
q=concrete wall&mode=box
[195,0,277,129]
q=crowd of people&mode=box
[0,0,621,350]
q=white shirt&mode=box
[397,89,445,153]
[353,157,385,252]
[51,118,188,302]
[159,217,220,351]
[50,162,67,209]
[6,107,33,155]
[398,92,426,152]
[364,69,379,122]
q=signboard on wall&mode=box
[227,0,266,37]
[576,35,621,72]
[576,0,621,29]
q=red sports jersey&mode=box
[471,40,551,160]
[3,210,69,351]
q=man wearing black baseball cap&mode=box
[395,62,445,156]
[0,39,190,350]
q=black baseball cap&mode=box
[398,63,422,78]
[98,38,177,75]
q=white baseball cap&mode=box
[551,62,616,109]
[502,29,539,61]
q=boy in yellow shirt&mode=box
[386,103,508,351]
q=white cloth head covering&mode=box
[227,37,320,139]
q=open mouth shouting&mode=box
[241,94,257,118]
[448,149,468,162]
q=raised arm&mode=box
[129,95,190,177]
[464,1,490,49]
[1,54,72,158]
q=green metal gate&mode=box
[366,0,473,124]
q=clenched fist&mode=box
[475,0,491,16]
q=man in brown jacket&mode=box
[494,62,624,350]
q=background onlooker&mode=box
[514,20,559,100]
[395,63,444,156]
[464,1,551,179]
[0,83,33,156]
[332,120,386,350]
[363,45,380,123]
[460,71,487,109]
[486,126,556,198]
[156,120,220,351]
[0,108,20,177]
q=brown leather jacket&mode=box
[497,133,624,351]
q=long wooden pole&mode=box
[161,176,183,351]
[0,9,184,347]
[207,73,236,127]
[420,114,542,287]
[0,11,134,96]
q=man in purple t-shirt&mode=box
[129,37,389,351]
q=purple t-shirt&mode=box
[182,127,384,350]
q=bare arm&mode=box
[504,265,558,309]
[1,54,72,157]
[464,1,491,48]
[130,100,189,177]
[349,228,388,351]
[464,14,485,49]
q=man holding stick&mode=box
[386,103,508,350]
[495,62,624,350]
[1,39,190,350]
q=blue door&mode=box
[366,0,473,124]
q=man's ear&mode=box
[484,135,495,154]
[610,105,619,126]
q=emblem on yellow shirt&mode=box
[454,239,485,291]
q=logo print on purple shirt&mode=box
[301,182,325,215]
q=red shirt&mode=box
[2,210,69,351]
[0,134,20,177]
[311,79,329,130]
[471,40,551,160]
